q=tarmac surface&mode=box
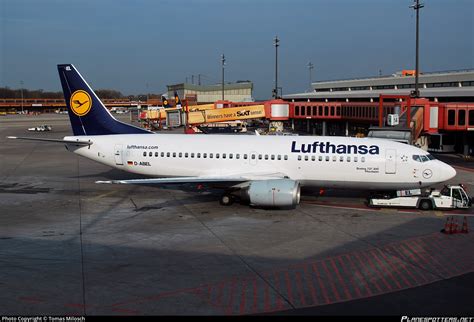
[1,114,473,315]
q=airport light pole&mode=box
[410,0,424,98]
[273,35,280,99]
[20,80,24,114]
[307,61,314,92]
[221,54,226,100]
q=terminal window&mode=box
[448,110,456,125]
[458,110,466,126]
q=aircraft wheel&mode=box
[219,193,234,206]
[419,199,432,210]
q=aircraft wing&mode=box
[7,136,93,146]
[96,172,288,185]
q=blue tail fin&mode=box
[57,64,152,136]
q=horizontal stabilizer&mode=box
[7,136,92,146]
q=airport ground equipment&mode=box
[369,184,472,210]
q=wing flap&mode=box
[96,172,288,185]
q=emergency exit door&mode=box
[114,144,123,165]
[385,149,397,174]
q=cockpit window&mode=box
[412,154,434,162]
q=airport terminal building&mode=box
[284,69,474,102]
[167,81,253,104]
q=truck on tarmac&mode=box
[368,184,472,210]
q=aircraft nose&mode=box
[442,163,457,182]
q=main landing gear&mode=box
[219,193,234,206]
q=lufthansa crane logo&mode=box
[422,169,433,179]
[70,90,92,116]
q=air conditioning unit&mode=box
[387,114,399,126]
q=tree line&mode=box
[0,87,137,100]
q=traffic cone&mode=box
[461,216,469,234]
[453,217,460,234]
[442,216,451,234]
[448,216,454,234]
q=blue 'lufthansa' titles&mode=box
[291,141,380,155]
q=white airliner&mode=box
[8,64,457,208]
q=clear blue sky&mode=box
[1,0,473,99]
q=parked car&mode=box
[28,125,52,132]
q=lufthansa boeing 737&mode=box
[8,64,457,208]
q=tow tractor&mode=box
[368,184,472,210]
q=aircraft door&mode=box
[114,144,124,165]
[385,149,396,174]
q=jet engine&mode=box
[240,179,301,208]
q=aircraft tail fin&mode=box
[57,64,152,136]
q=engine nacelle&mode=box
[240,179,301,207]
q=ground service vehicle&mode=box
[369,184,472,210]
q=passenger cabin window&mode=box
[155,152,159,157]
[251,154,255,159]
[339,156,344,162]
[167,152,170,157]
[179,152,182,158]
[243,154,247,159]
[284,155,288,160]
[361,157,366,162]
[271,155,275,160]
[229,154,233,159]
[277,155,281,160]
[469,110,474,126]
[319,156,322,161]
[354,156,358,162]
[149,152,153,157]
[311,156,316,161]
[332,156,337,162]
[298,155,302,161]
[143,152,147,157]
[215,153,219,159]
[210,153,213,158]
[203,153,207,158]
[325,156,329,161]
[172,152,176,157]
[161,152,164,157]
[185,152,189,158]
[223,153,226,159]
[304,155,309,161]
[258,154,262,160]
[197,153,201,158]
[264,155,269,160]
